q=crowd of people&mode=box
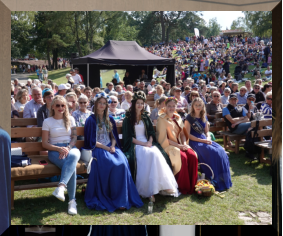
[10,34,272,216]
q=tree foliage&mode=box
[243,11,272,37]
[11,11,271,60]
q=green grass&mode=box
[27,68,126,88]
[12,139,271,225]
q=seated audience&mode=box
[108,95,125,126]
[222,94,251,135]
[23,87,44,119]
[185,97,232,191]
[261,91,272,127]
[250,83,265,103]
[237,86,248,104]
[174,87,188,120]
[121,91,133,111]
[104,83,114,94]
[42,96,81,215]
[37,89,54,127]
[65,92,78,115]
[14,89,29,112]
[156,96,198,195]
[206,91,223,125]
[150,96,167,125]
[261,84,272,98]
[220,88,231,105]
[243,94,258,122]
[123,92,178,202]
[154,85,166,101]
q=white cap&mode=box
[58,84,68,90]
[66,73,72,78]
[65,83,71,89]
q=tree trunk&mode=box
[160,11,165,42]
[47,49,51,70]
[165,26,170,44]
[74,12,83,56]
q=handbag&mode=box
[80,148,97,174]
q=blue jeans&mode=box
[232,122,251,135]
[48,143,80,201]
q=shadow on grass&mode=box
[12,186,187,224]
[228,148,272,186]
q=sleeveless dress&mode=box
[134,121,179,198]
[84,122,143,212]
[87,226,147,236]
[187,117,233,191]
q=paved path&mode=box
[238,211,272,225]
[11,73,37,85]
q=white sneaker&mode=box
[52,186,65,202]
[68,199,77,215]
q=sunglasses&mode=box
[266,97,272,100]
[240,90,246,92]
[56,104,65,108]
[213,96,219,97]
[254,87,260,89]
[69,101,76,104]
[111,101,118,104]
[79,102,87,104]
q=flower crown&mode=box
[94,92,112,104]
[132,91,146,102]
[165,96,178,104]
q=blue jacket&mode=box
[83,114,122,152]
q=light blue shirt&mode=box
[114,72,120,83]
[236,92,247,105]
[23,99,42,118]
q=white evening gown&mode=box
[134,120,179,198]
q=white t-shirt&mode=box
[72,74,82,84]
[42,116,76,144]
[265,70,272,76]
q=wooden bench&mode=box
[10,124,157,209]
[11,127,87,209]
[11,118,37,127]
[251,119,272,164]
[215,112,246,154]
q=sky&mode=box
[200,11,245,30]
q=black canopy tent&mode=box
[71,40,175,88]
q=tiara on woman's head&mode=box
[132,91,146,102]
[165,96,178,104]
[94,92,112,104]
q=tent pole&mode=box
[87,63,89,87]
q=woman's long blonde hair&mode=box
[189,97,207,123]
[49,95,71,131]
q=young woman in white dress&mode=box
[122,91,179,202]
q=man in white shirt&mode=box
[264,66,272,80]
[69,69,82,85]
[147,79,157,92]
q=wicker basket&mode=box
[195,163,215,197]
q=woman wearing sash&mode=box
[184,97,232,191]
[156,97,198,195]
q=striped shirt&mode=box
[261,102,272,119]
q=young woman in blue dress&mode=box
[184,97,232,191]
[83,92,143,212]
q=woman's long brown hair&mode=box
[94,97,112,132]
[129,99,144,127]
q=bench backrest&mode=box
[11,118,37,127]
[11,126,157,152]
